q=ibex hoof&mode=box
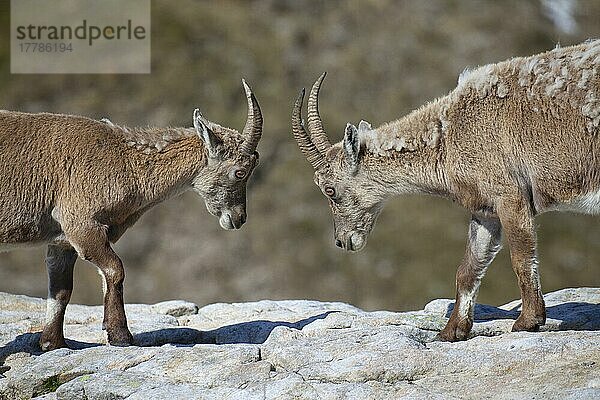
[39,336,68,352]
[435,330,466,342]
[436,319,472,342]
[107,329,134,347]
[511,315,545,332]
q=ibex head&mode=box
[292,73,384,251]
[192,79,262,230]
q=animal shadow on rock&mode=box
[0,312,337,374]
[134,311,337,347]
[0,332,100,374]
[445,301,600,331]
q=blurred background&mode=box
[0,0,598,311]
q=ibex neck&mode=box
[126,127,206,203]
[363,97,451,197]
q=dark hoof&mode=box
[107,329,134,346]
[436,317,472,342]
[39,337,68,352]
[511,315,545,332]
[435,330,465,342]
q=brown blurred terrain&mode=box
[0,0,598,311]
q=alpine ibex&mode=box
[0,80,262,350]
[292,40,600,341]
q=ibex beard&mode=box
[0,79,262,350]
[292,39,599,341]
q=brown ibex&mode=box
[292,40,599,341]
[0,80,262,350]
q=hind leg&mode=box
[39,244,77,351]
[498,199,546,332]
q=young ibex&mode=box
[292,40,599,341]
[0,80,262,350]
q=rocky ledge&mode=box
[0,288,598,400]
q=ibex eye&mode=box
[324,187,335,197]
[234,169,247,179]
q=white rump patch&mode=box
[555,189,600,214]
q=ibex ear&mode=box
[358,120,372,132]
[344,123,360,173]
[193,109,220,158]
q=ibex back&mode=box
[292,40,599,341]
[0,80,263,350]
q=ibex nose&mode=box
[335,239,343,248]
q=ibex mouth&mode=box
[348,233,366,252]
[219,213,235,230]
[219,212,244,230]
[336,233,366,252]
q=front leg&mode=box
[65,222,134,346]
[39,244,77,351]
[498,198,546,332]
[437,215,502,341]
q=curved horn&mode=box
[307,72,332,154]
[292,89,326,170]
[240,79,263,154]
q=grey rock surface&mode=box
[0,288,598,399]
